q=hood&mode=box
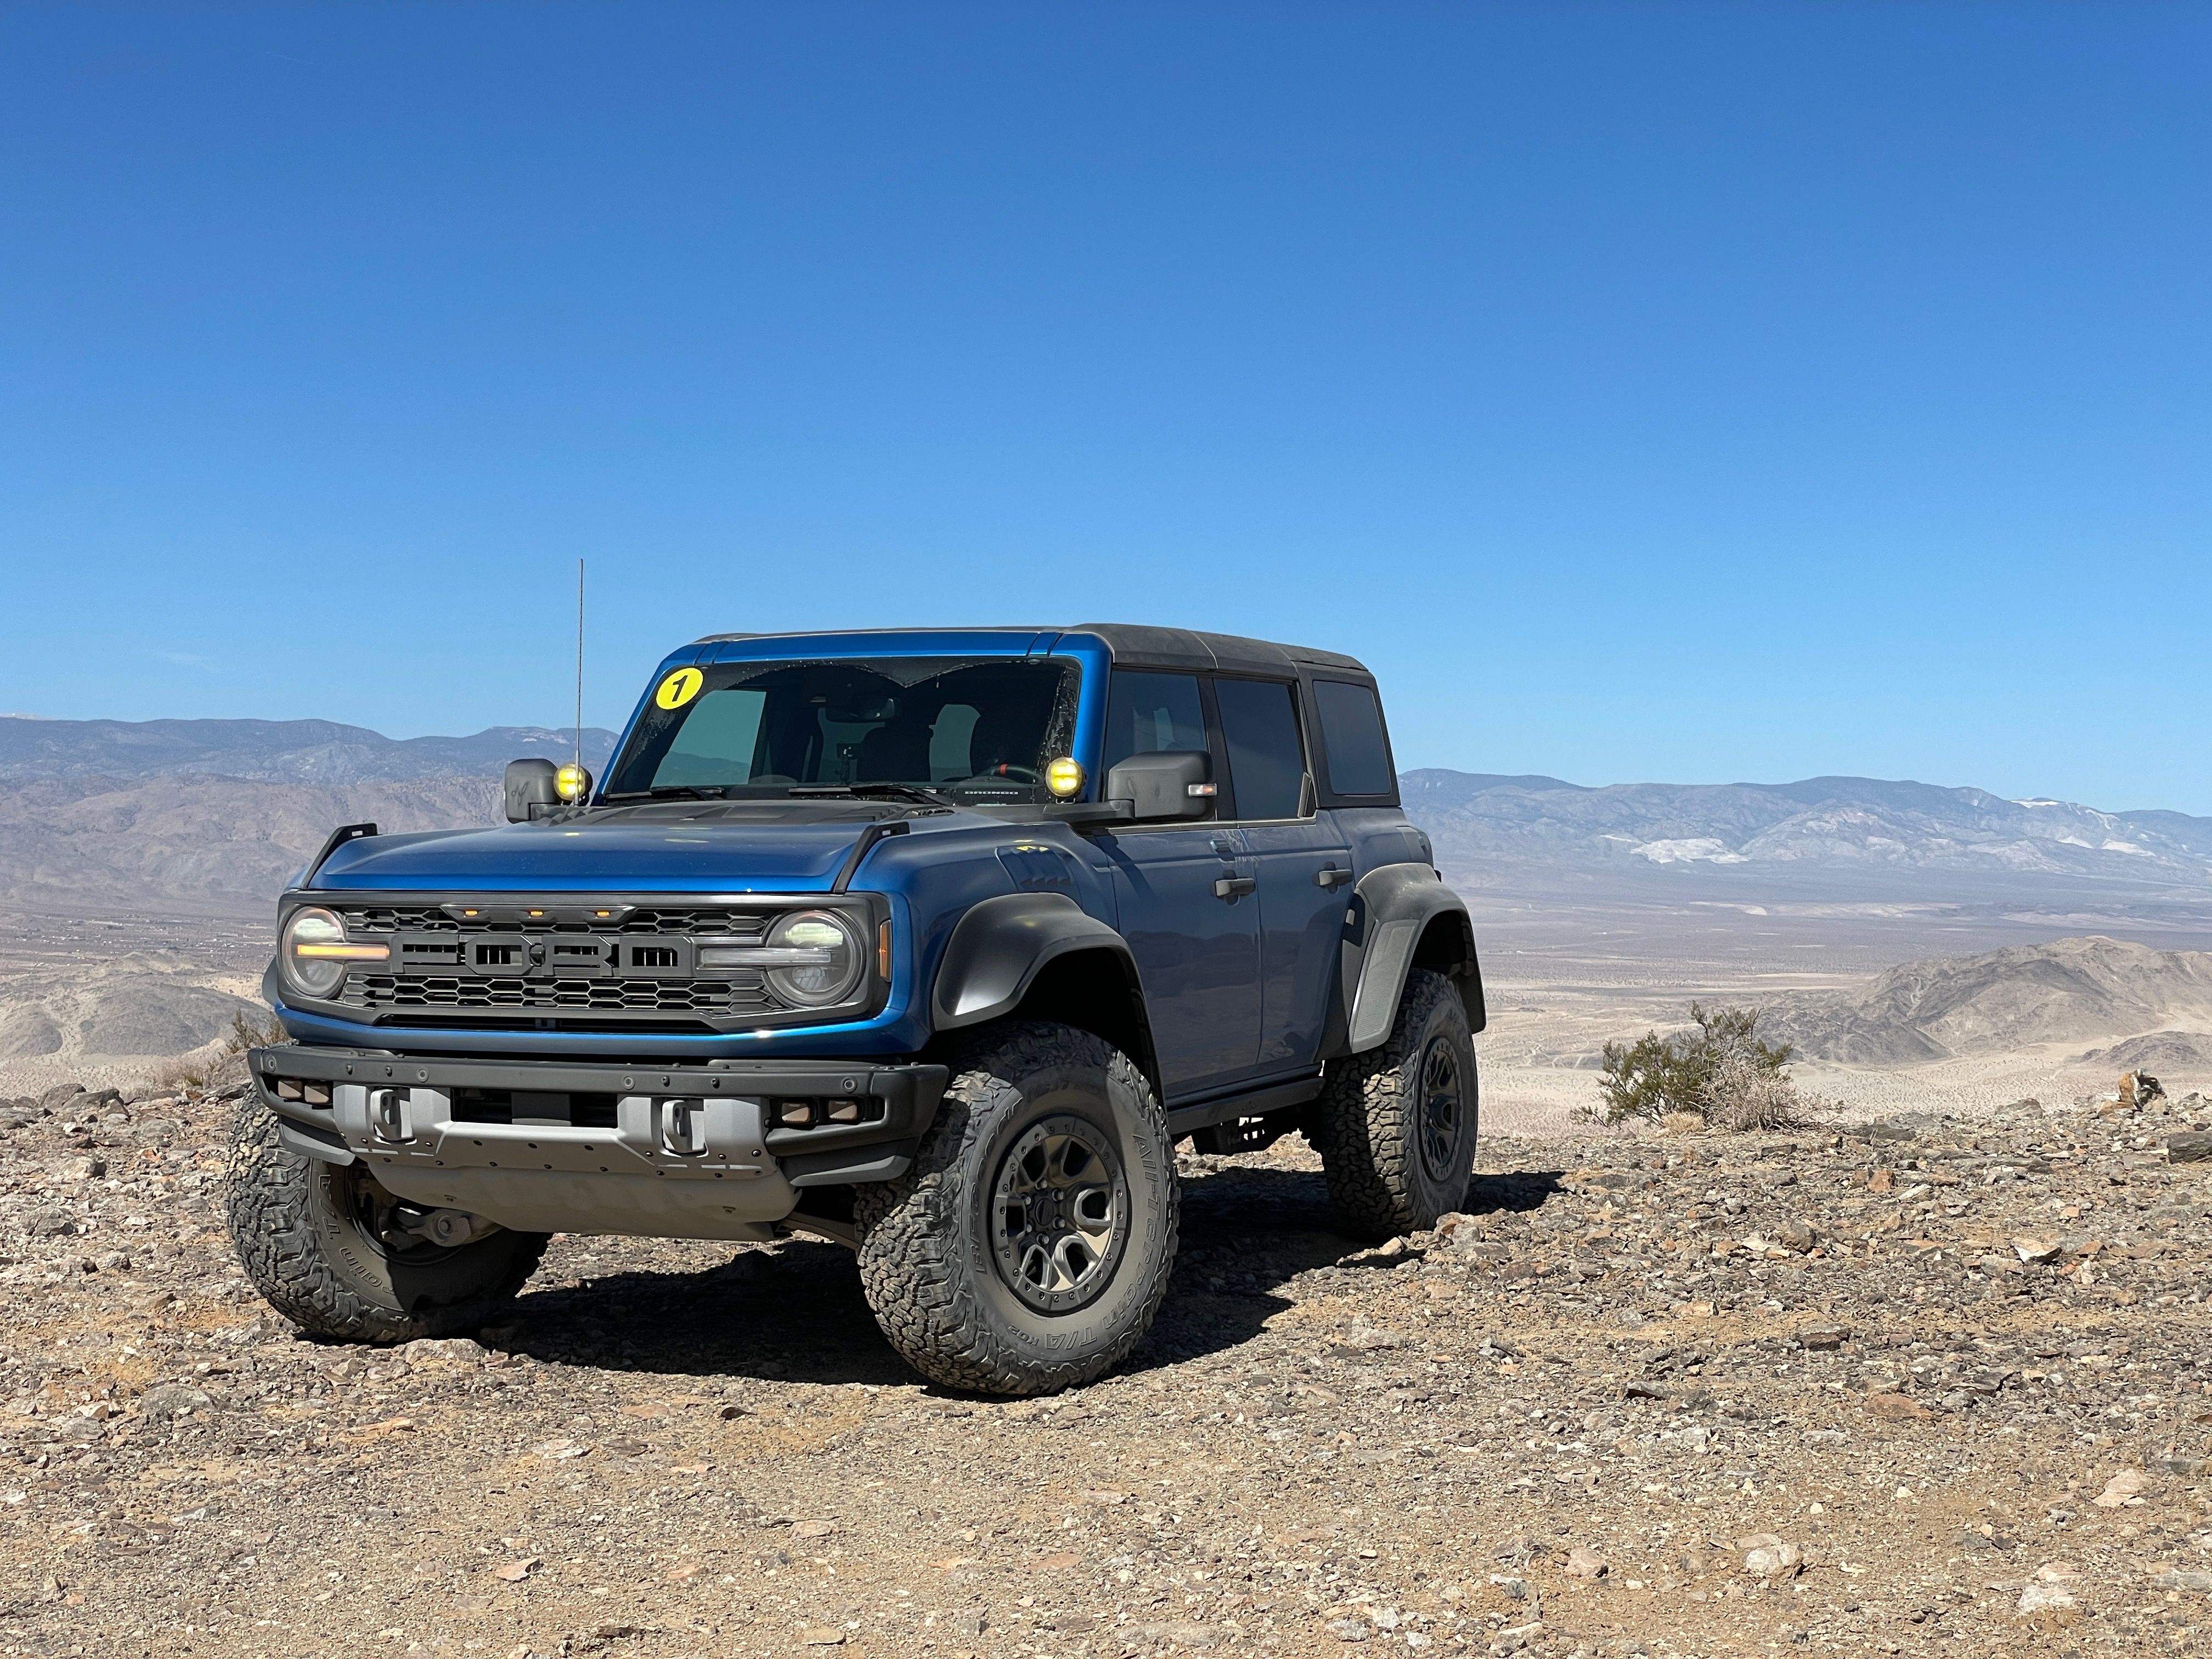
[309,805,897,893]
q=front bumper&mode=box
[247,1047,947,1242]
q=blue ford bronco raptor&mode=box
[228,626,1485,1396]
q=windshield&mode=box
[605,656,1082,805]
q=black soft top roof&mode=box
[687,625,1369,678]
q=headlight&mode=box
[279,906,388,1000]
[760,909,864,1008]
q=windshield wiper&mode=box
[601,785,729,802]
[788,783,960,810]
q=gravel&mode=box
[0,1082,2205,1656]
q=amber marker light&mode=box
[1045,757,1086,799]
[877,919,893,981]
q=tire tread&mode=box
[223,1101,547,1344]
[854,1022,1177,1396]
[1308,969,1475,1240]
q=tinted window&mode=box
[607,656,1080,804]
[1102,671,1209,771]
[654,687,768,786]
[1314,680,1394,796]
[1214,678,1307,821]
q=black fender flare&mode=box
[930,891,1138,1031]
[1336,863,1486,1054]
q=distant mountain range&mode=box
[0,716,619,916]
[0,716,618,785]
[1404,770,2212,894]
[3,718,2210,921]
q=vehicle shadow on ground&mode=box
[495,1160,1571,1389]
[501,1240,915,1387]
[1463,1168,1570,1217]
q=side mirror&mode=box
[505,759,594,821]
[1105,750,1215,822]
[504,759,561,822]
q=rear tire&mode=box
[853,1023,1178,1396]
[224,1101,548,1343]
[1309,969,1477,1240]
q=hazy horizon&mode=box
[5,706,2210,827]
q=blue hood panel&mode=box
[311,820,867,893]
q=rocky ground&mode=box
[1,1079,2209,1659]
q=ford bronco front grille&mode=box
[325,900,786,1026]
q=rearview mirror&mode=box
[1105,751,1214,822]
[504,759,561,822]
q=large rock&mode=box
[2168,1131,2212,1165]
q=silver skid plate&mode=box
[321,1084,798,1240]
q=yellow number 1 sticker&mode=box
[655,667,704,710]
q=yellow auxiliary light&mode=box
[1045,757,1086,800]
[555,764,592,803]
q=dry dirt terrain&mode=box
[2,1074,2209,1659]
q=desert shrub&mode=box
[140,1008,286,1096]
[1597,1002,1799,1128]
[226,1009,287,1053]
[1700,1047,1818,1132]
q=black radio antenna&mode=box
[574,557,585,774]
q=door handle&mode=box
[1212,876,1257,900]
[1316,866,1355,888]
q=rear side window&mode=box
[1314,680,1395,797]
[1102,671,1209,770]
[1214,678,1307,821]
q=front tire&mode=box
[1308,969,1478,1240]
[224,1101,548,1343]
[853,1023,1178,1396]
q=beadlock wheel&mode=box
[989,1114,1131,1314]
[1415,1034,1466,1185]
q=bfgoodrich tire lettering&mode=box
[853,1023,1178,1396]
[1310,968,1478,1240]
[224,1101,548,1343]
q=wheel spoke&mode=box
[1019,1244,1052,1288]
[1051,1235,1094,1286]
[1071,1184,1113,1234]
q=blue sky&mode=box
[3,4,2207,810]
